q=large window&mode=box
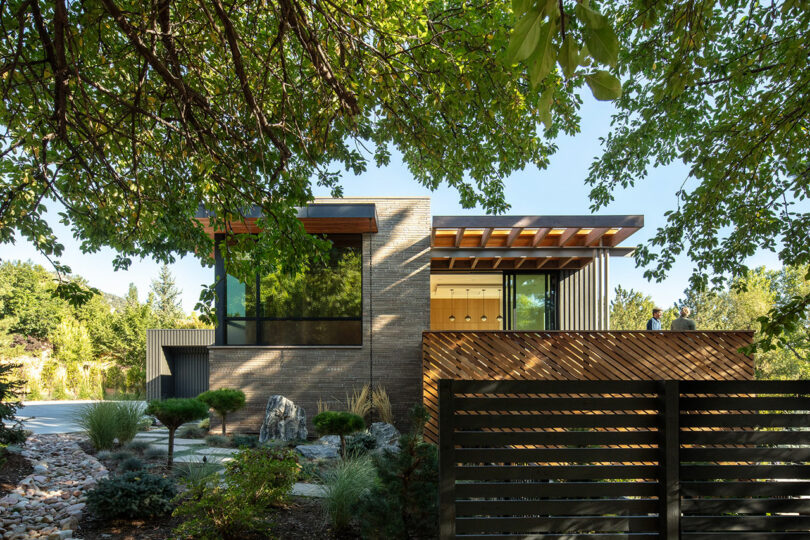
[220,235,362,346]
[504,272,557,330]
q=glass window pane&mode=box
[226,274,256,317]
[226,320,257,345]
[260,320,361,346]
[260,235,361,319]
[515,274,549,330]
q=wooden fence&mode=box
[423,330,754,442]
[439,379,810,539]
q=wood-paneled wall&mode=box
[430,298,502,331]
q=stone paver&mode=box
[291,482,326,498]
[0,434,108,539]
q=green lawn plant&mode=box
[197,389,246,435]
[145,398,209,468]
[320,455,379,532]
[114,401,146,444]
[76,401,147,451]
[313,411,365,459]
[172,447,299,539]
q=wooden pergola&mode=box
[430,215,643,271]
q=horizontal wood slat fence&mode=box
[438,379,810,539]
[423,331,754,443]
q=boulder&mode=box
[258,395,307,443]
[295,444,339,460]
[368,422,400,451]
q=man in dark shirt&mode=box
[671,306,697,330]
[646,308,663,330]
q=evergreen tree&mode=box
[150,266,183,326]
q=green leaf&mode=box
[574,4,607,29]
[585,70,622,101]
[557,34,579,79]
[512,0,531,18]
[528,21,556,88]
[584,25,619,67]
[506,10,544,63]
[538,85,555,129]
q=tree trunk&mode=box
[340,435,346,459]
[221,414,227,436]
[168,427,175,469]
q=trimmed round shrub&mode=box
[346,432,376,457]
[111,450,134,462]
[313,411,365,458]
[232,434,259,448]
[125,440,151,453]
[197,389,246,435]
[204,434,233,448]
[145,398,209,468]
[120,457,146,472]
[144,446,167,460]
[87,471,177,519]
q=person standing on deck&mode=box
[671,306,697,330]
[646,308,663,330]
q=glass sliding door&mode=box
[504,272,557,330]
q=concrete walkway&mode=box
[17,401,98,435]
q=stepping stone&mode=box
[197,447,237,455]
[174,438,207,445]
[292,482,326,498]
[174,454,233,463]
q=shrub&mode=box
[111,449,134,462]
[371,386,394,424]
[75,402,119,451]
[345,384,371,418]
[145,398,209,468]
[232,434,259,448]
[0,363,26,445]
[87,471,177,520]
[205,434,233,448]
[357,405,438,539]
[198,417,210,430]
[144,446,167,460]
[125,440,151,454]
[197,389,246,435]
[177,425,207,439]
[96,450,112,461]
[120,456,146,472]
[115,401,146,445]
[346,432,376,457]
[174,458,223,488]
[320,455,378,532]
[172,447,299,539]
[313,411,365,458]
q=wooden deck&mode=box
[422,330,754,442]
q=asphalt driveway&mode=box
[17,400,146,435]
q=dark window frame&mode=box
[214,234,363,346]
[503,271,559,331]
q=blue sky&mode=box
[0,96,781,313]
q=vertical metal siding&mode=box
[146,329,215,400]
[558,250,610,331]
[166,347,210,398]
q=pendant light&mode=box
[480,288,488,322]
[448,288,456,322]
[496,288,503,323]
[464,288,472,322]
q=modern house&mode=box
[147,197,753,432]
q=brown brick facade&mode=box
[208,198,431,433]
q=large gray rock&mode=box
[368,422,400,449]
[296,444,339,460]
[259,395,307,443]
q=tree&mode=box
[150,265,183,326]
[0,0,595,312]
[588,1,810,349]
[0,261,70,339]
[609,285,675,331]
[313,411,365,459]
[145,398,209,468]
[0,362,26,444]
[197,389,246,436]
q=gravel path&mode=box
[0,434,108,539]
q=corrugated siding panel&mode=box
[146,329,215,400]
[559,250,609,331]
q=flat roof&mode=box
[196,203,378,235]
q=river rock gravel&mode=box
[0,434,107,540]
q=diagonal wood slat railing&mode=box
[422,330,754,443]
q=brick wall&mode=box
[208,198,431,433]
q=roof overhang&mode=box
[431,214,643,271]
[196,203,378,236]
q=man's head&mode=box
[652,308,662,319]
[680,306,691,317]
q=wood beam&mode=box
[532,227,551,246]
[535,258,550,269]
[560,256,577,268]
[449,257,457,269]
[430,247,635,258]
[515,257,527,269]
[493,257,503,269]
[454,228,466,248]
[480,227,493,247]
[433,215,644,229]
[506,227,524,248]
[606,227,640,247]
[471,257,480,269]
[583,227,610,246]
[557,227,581,247]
